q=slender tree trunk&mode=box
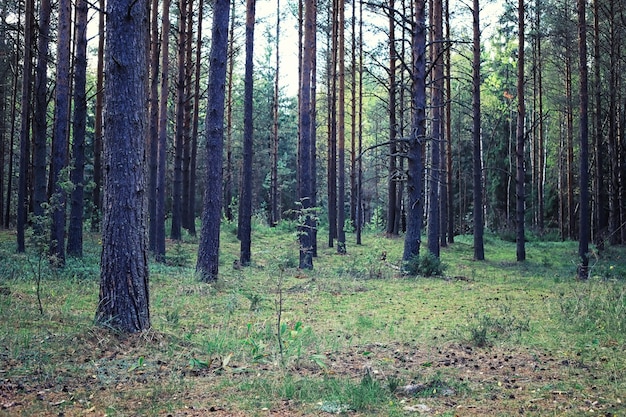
[349,0,357,232]
[156,0,171,262]
[188,0,203,237]
[171,0,188,241]
[67,0,89,257]
[224,0,236,222]
[17,0,34,252]
[310,0,318,256]
[515,0,526,261]
[95,0,150,333]
[427,0,443,258]
[337,0,346,254]
[445,0,454,244]
[239,0,256,266]
[356,0,363,245]
[298,0,315,269]
[197,0,230,281]
[32,0,51,224]
[327,0,338,248]
[5,15,20,229]
[387,0,398,236]
[148,0,160,251]
[181,0,194,232]
[592,0,606,242]
[403,0,426,264]
[270,0,281,227]
[536,0,545,234]
[92,0,105,231]
[577,0,589,278]
[471,0,484,260]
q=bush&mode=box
[403,251,445,277]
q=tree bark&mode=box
[67,0,89,257]
[239,0,256,266]
[95,0,150,333]
[197,0,230,281]
[403,0,426,264]
[577,0,589,278]
[471,0,484,260]
[386,0,398,236]
[148,0,160,251]
[188,0,203,237]
[337,0,346,254]
[515,0,526,262]
[270,0,281,227]
[92,0,105,232]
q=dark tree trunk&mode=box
[5,23,20,229]
[349,0,356,233]
[356,0,363,245]
[156,0,171,262]
[427,0,443,258]
[148,0,160,252]
[171,0,188,241]
[565,55,575,239]
[270,0,280,227]
[17,0,34,252]
[298,0,315,269]
[327,0,338,248]
[515,0,526,262]
[472,0,484,260]
[577,0,589,278]
[445,0,454,244]
[95,0,150,333]
[181,0,194,232]
[386,0,398,236]
[92,0,105,231]
[188,0,203,237]
[239,0,256,266]
[403,0,426,264]
[49,0,71,265]
[592,0,606,241]
[32,0,51,224]
[310,0,318,256]
[67,0,89,257]
[196,0,230,281]
[337,0,346,254]
[224,0,236,222]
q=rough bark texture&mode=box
[96,0,150,333]
[92,0,105,231]
[298,0,315,269]
[515,0,526,262]
[196,0,230,282]
[148,0,160,252]
[577,0,589,278]
[386,0,398,236]
[32,0,51,222]
[50,0,71,265]
[403,0,426,263]
[472,0,484,261]
[337,0,346,254]
[67,0,89,257]
[239,0,256,266]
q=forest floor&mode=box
[0,223,625,416]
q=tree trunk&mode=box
[32,0,51,224]
[95,0,150,333]
[196,0,230,281]
[270,0,280,227]
[49,0,71,265]
[67,0,89,257]
[427,0,443,258]
[337,0,346,254]
[148,0,160,251]
[472,0,484,260]
[565,54,575,239]
[239,0,256,266]
[577,0,589,278]
[181,0,194,232]
[17,0,34,252]
[310,0,318,256]
[445,0,454,244]
[515,0,526,262]
[403,0,426,264]
[156,0,171,262]
[327,0,338,248]
[224,0,236,222]
[92,0,105,232]
[386,0,398,236]
[298,0,315,269]
[188,0,203,237]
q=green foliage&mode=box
[404,251,445,277]
[463,303,531,347]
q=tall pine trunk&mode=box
[471,0,484,260]
[337,0,346,254]
[515,0,526,262]
[577,0,589,278]
[197,0,230,281]
[148,0,160,251]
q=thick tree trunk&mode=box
[403,0,426,264]
[196,0,230,281]
[67,0,89,257]
[96,0,150,333]
[239,0,256,266]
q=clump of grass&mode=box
[464,303,531,347]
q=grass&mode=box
[0,223,625,416]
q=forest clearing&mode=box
[0,225,624,416]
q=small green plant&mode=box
[128,356,145,372]
[403,251,445,277]
[168,242,190,267]
[243,292,263,311]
